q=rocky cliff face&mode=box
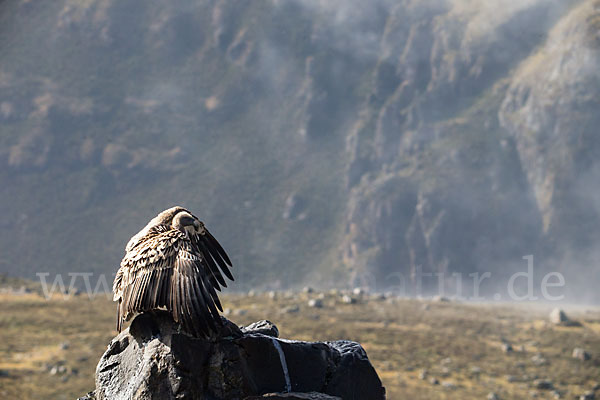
[79,312,385,400]
[500,0,600,248]
[341,0,579,292]
[1,0,599,299]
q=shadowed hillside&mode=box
[1,0,599,299]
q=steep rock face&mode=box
[0,0,359,287]
[2,0,600,298]
[89,312,385,400]
[341,0,573,291]
[499,0,600,250]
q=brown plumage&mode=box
[112,206,233,337]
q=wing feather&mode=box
[183,277,202,335]
[114,230,178,331]
[114,222,233,337]
[194,275,219,331]
[150,268,161,309]
[132,272,144,310]
[174,242,220,334]
[142,269,155,310]
[195,239,227,289]
[206,230,232,265]
[193,230,234,282]
[187,274,212,335]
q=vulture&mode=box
[112,206,233,337]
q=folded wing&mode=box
[114,226,234,337]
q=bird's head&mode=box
[125,206,206,251]
[172,210,205,236]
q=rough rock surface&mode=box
[240,320,280,338]
[85,312,385,400]
[245,393,341,399]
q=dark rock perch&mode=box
[78,311,385,400]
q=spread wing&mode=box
[113,226,234,337]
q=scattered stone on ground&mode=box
[580,391,595,400]
[441,381,456,389]
[548,308,580,326]
[531,353,547,366]
[0,285,31,295]
[573,348,591,361]
[341,295,356,304]
[281,305,300,314]
[550,308,568,324]
[501,343,513,353]
[50,365,68,376]
[308,299,323,308]
[487,392,499,400]
[533,379,554,390]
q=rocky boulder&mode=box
[81,311,385,400]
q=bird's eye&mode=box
[180,215,196,227]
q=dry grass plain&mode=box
[0,286,599,400]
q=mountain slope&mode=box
[0,0,598,299]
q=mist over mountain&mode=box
[1,0,599,300]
